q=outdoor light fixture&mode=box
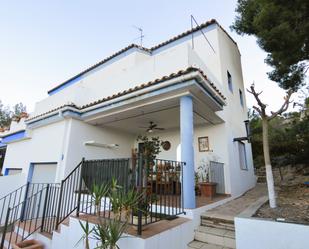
[233,120,251,143]
[84,141,119,149]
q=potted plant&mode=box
[198,159,217,198]
[195,171,201,196]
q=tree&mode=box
[0,101,11,128]
[248,85,292,207]
[12,103,27,117]
[232,0,308,208]
[0,101,27,128]
[232,0,309,90]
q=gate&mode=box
[209,161,225,194]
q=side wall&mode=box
[216,28,256,196]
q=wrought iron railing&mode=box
[77,156,185,235]
[55,160,83,229]
[0,183,60,249]
[0,183,53,226]
[0,156,185,248]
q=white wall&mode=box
[215,27,256,196]
[235,217,309,249]
[31,25,221,117]
[51,216,193,249]
[2,121,66,181]
[60,119,135,179]
[0,173,27,198]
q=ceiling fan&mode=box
[139,121,165,133]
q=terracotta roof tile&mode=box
[26,103,78,122]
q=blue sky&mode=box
[0,0,287,112]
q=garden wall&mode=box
[235,217,309,249]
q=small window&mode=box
[238,142,248,170]
[239,89,244,107]
[227,71,233,92]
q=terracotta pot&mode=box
[199,182,217,198]
[12,239,43,249]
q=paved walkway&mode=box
[203,184,267,221]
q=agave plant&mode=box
[93,219,127,249]
[75,220,93,249]
[122,189,143,221]
[91,183,110,216]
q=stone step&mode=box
[201,216,235,231]
[188,240,232,249]
[194,226,236,248]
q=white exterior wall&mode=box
[59,119,135,179]
[31,25,221,117]
[215,28,255,196]
[235,217,309,249]
[0,173,27,198]
[2,121,66,180]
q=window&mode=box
[238,142,248,170]
[227,71,233,92]
[239,89,244,107]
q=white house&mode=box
[0,19,256,249]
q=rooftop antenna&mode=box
[190,15,216,53]
[132,25,144,47]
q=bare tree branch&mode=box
[268,90,293,120]
[247,84,267,117]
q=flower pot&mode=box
[12,239,43,249]
[199,182,217,198]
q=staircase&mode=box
[188,215,236,249]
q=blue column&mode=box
[180,95,196,209]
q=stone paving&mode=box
[202,184,267,221]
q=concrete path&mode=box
[202,184,267,221]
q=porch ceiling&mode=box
[87,97,224,134]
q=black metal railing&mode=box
[0,155,185,248]
[77,156,185,235]
[55,161,83,229]
[0,183,60,249]
[0,183,54,227]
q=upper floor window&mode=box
[239,89,244,107]
[238,141,248,170]
[227,71,233,93]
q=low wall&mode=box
[235,217,309,249]
[51,217,193,249]
[0,173,27,198]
